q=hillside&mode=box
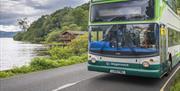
[14,3,89,43]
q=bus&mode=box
[88,0,180,78]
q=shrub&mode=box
[0,71,14,78]
[171,72,180,91]
[11,66,34,74]
[67,34,88,55]
[68,24,82,31]
[30,57,59,70]
[49,47,73,59]
[46,30,61,43]
[58,54,88,66]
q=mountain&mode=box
[14,3,89,43]
[0,31,17,38]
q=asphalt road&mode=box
[0,63,179,91]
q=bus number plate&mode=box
[110,70,126,74]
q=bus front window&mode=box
[91,0,155,22]
[89,24,159,57]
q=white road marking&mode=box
[160,65,180,91]
[52,81,80,91]
[52,73,101,91]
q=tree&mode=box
[17,18,29,31]
[46,30,61,43]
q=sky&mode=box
[0,0,89,32]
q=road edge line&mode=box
[160,66,180,91]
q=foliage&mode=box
[171,71,180,91]
[49,33,88,59]
[30,57,59,70]
[14,3,89,43]
[0,71,14,78]
[17,18,29,31]
[49,47,73,59]
[11,66,34,74]
[58,54,87,66]
[0,54,87,78]
[60,24,82,32]
[177,0,180,8]
[13,32,25,41]
[67,34,88,55]
[46,29,61,43]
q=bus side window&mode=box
[168,28,180,47]
[168,28,173,47]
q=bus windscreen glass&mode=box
[91,0,155,22]
[89,24,159,57]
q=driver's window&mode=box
[91,28,104,42]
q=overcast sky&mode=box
[0,0,89,32]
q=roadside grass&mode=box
[170,71,180,91]
[0,54,87,78]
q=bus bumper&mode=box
[88,64,161,78]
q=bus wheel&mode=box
[165,54,172,76]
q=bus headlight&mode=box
[142,61,150,68]
[91,58,97,63]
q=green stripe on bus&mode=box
[88,60,161,70]
[88,64,161,78]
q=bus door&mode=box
[160,25,168,73]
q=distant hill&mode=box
[14,3,89,43]
[0,31,17,38]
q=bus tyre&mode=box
[165,55,172,76]
[165,61,172,76]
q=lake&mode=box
[0,38,44,71]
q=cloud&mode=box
[0,0,89,31]
[0,25,20,32]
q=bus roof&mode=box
[91,0,166,3]
[91,0,128,3]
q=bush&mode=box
[171,72,180,91]
[11,66,34,74]
[46,30,61,43]
[30,57,59,70]
[58,54,88,66]
[67,34,88,55]
[49,47,73,59]
[0,71,14,78]
[0,54,88,78]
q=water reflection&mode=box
[0,38,44,71]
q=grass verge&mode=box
[0,54,87,78]
[170,71,180,91]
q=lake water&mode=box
[0,38,44,71]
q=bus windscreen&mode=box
[89,24,159,57]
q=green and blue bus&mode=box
[88,0,180,78]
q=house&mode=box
[58,31,85,44]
